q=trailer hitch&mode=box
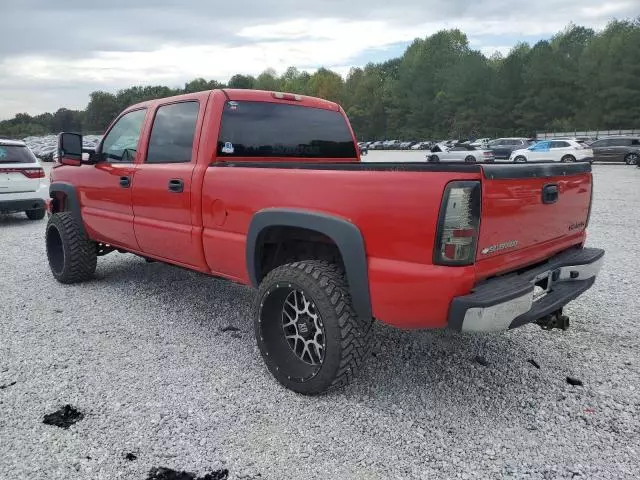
[536,309,570,331]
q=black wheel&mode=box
[255,260,373,395]
[46,212,97,284]
[464,155,476,163]
[625,153,639,165]
[514,156,527,163]
[25,208,45,220]
[561,155,576,163]
[429,155,440,163]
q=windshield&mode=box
[0,145,38,163]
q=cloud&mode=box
[0,0,636,118]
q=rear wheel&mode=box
[625,153,639,165]
[514,156,527,163]
[255,260,373,395]
[25,208,45,220]
[464,155,476,163]
[561,155,576,163]
[46,212,97,284]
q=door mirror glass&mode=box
[58,132,82,166]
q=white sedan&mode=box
[427,144,495,163]
[510,139,593,163]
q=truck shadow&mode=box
[95,254,577,421]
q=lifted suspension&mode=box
[536,309,570,331]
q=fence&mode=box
[536,129,640,139]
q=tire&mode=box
[255,260,373,395]
[514,156,527,163]
[561,155,576,163]
[625,153,639,165]
[464,155,476,163]
[46,212,97,284]
[25,208,45,220]
[429,155,440,163]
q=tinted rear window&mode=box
[217,101,357,158]
[0,145,37,163]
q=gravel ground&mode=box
[1,164,639,480]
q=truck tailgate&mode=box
[475,163,592,278]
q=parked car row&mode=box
[361,135,640,164]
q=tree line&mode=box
[1,18,638,140]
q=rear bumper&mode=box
[0,197,46,212]
[448,247,604,332]
[0,183,48,212]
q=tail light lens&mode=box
[434,181,481,266]
[22,168,46,179]
[0,167,45,178]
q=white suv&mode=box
[510,139,593,163]
[0,139,49,220]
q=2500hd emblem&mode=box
[481,240,519,255]
[569,221,586,231]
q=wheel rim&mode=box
[627,154,639,165]
[282,290,325,365]
[46,225,65,274]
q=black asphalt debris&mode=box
[124,452,137,461]
[528,359,541,369]
[0,381,17,389]
[42,405,84,429]
[220,325,240,332]
[146,467,229,480]
[566,376,584,386]
[474,355,489,367]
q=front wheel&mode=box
[46,212,97,284]
[561,155,576,163]
[625,153,639,165]
[255,261,373,395]
[514,156,527,163]
[429,155,440,163]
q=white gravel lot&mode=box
[1,164,639,480]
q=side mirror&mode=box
[58,132,83,166]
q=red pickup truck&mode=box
[48,89,604,394]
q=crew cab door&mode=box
[79,108,147,250]
[131,99,205,267]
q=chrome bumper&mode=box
[448,248,604,333]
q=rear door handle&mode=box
[119,176,131,188]
[168,178,184,193]
[542,184,559,204]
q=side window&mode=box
[101,109,147,163]
[146,102,199,163]
[612,138,632,147]
[631,139,640,146]
[550,141,569,148]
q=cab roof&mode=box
[126,89,341,113]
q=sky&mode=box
[0,0,637,119]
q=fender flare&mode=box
[49,183,85,235]
[246,208,372,320]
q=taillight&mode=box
[22,168,46,179]
[434,181,481,266]
[0,167,45,178]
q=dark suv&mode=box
[590,136,640,164]
[487,138,534,160]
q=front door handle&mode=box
[168,178,184,193]
[119,176,131,188]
